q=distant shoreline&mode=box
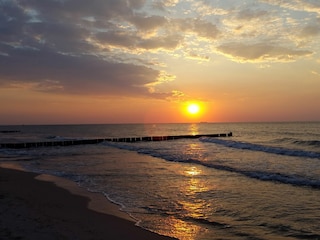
[1,120,320,126]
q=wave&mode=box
[103,142,320,189]
[46,135,86,141]
[141,205,230,229]
[293,140,320,147]
[271,137,320,148]
[200,138,320,159]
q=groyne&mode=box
[0,132,232,149]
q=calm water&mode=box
[1,122,320,240]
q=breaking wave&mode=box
[200,138,320,159]
[103,141,320,189]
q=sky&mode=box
[1,0,320,124]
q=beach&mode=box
[1,123,320,239]
[0,163,176,240]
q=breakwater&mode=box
[0,132,232,149]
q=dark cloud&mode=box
[0,0,221,100]
[236,9,269,21]
[0,2,28,42]
[18,0,144,21]
[95,30,138,49]
[0,43,162,96]
[95,30,182,50]
[174,18,220,40]
[151,0,178,12]
[0,0,178,98]
[151,1,167,12]
[217,42,312,62]
[138,34,182,50]
[191,19,220,40]
[129,14,168,31]
[300,21,320,38]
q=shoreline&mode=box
[0,162,176,240]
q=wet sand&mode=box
[0,163,176,240]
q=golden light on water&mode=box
[161,217,203,240]
[183,169,209,197]
[188,124,199,136]
[159,165,211,239]
[185,166,202,177]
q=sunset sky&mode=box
[1,0,320,124]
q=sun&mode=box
[187,103,200,115]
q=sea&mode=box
[0,122,320,240]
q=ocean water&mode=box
[1,122,320,240]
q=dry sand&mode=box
[0,163,176,240]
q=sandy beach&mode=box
[0,163,176,240]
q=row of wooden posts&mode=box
[0,132,232,149]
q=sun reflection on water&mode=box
[160,216,204,240]
[184,142,208,162]
[188,123,199,136]
[158,165,213,239]
[185,166,202,176]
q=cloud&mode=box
[217,42,312,62]
[300,20,320,38]
[138,34,183,50]
[260,0,320,14]
[172,18,220,41]
[129,14,168,31]
[95,30,182,51]
[0,43,165,97]
[236,8,269,21]
[151,0,179,11]
[212,3,318,63]
[191,2,229,17]
[186,52,210,61]
[220,6,277,39]
[0,0,319,102]
[0,0,182,99]
[190,19,220,40]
